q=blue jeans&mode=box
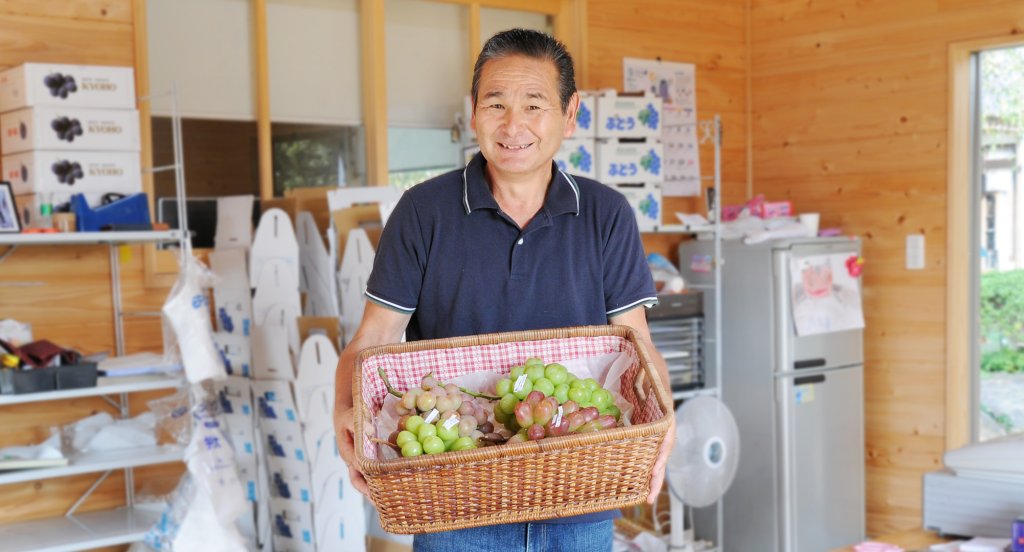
[413,520,613,552]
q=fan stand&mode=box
[669,490,695,552]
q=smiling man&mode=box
[334,28,673,552]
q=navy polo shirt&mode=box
[365,152,657,341]
[364,153,657,524]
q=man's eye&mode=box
[527,105,541,111]
[488,104,504,110]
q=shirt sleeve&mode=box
[364,191,427,314]
[603,195,658,317]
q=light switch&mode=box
[906,234,925,270]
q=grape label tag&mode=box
[423,409,439,424]
[442,416,459,430]
[552,406,564,427]
[513,374,528,393]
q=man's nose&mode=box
[501,108,524,134]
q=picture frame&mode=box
[0,181,21,233]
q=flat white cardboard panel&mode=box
[250,208,299,289]
[325,186,401,224]
[215,195,254,250]
[1,107,140,153]
[295,334,337,421]
[209,248,253,337]
[214,331,252,378]
[3,150,142,196]
[252,321,295,381]
[338,229,375,346]
[260,302,302,361]
[269,497,316,552]
[0,63,136,112]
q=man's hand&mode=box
[335,406,371,497]
[648,416,676,503]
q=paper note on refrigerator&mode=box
[789,253,865,336]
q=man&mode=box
[335,28,674,551]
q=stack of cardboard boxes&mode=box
[0,63,142,230]
[554,90,664,231]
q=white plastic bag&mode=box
[162,254,225,383]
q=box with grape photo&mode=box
[553,138,595,179]
[1,107,141,153]
[2,150,141,196]
[595,140,664,184]
[595,91,662,139]
[573,92,596,138]
[353,325,672,534]
[0,63,135,112]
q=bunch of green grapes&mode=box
[389,412,477,457]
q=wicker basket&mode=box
[353,325,673,534]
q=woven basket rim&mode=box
[352,324,673,475]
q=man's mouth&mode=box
[498,142,533,150]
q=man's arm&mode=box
[609,306,675,504]
[334,302,411,497]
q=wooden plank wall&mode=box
[586,0,749,264]
[0,0,180,530]
[749,0,1024,534]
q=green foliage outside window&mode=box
[980,269,1024,373]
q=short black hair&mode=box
[472,28,576,113]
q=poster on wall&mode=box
[789,254,865,336]
[623,57,701,197]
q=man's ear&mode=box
[562,92,580,138]
[470,99,477,134]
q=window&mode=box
[974,46,1024,441]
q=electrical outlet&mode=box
[906,234,925,270]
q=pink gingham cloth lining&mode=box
[360,335,664,459]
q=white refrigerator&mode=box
[679,237,866,552]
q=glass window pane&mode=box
[976,46,1024,441]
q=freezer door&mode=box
[774,242,864,373]
[777,366,865,552]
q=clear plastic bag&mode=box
[162,254,225,383]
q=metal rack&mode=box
[645,115,725,551]
[0,87,189,552]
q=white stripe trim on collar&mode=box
[606,296,658,316]
[462,166,471,214]
[558,170,581,216]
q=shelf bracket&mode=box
[0,245,17,265]
[66,469,112,516]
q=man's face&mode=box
[471,55,578,182]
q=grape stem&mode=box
[377,368,404,398]
[376,368,500,400]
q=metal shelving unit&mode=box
[0,86,189,551]
[0,507,163,552]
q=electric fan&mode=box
[666,395,740,551]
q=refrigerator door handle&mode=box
[794,374,826,386]
[794,358,827,370]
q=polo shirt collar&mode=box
[462,152,580,217]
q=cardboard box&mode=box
[554,138,595,179]
[616,183,663,232]
[573,93,597,138]
[0,63,136,112]
[14,192,102,229]
[3,150,141,196]
[595,140,664,184]
[595,92,662,139]
[1,107,140,153]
